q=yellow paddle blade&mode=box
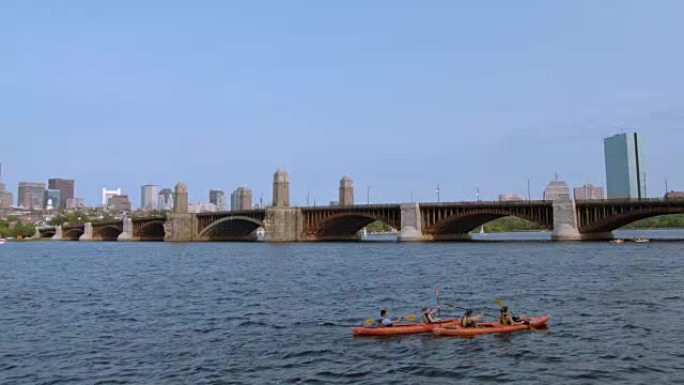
[404,314,417,321]
[494,299,505,308]
[364,318,375,325]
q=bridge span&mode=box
[37,171,684,243]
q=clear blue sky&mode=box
[1,1,683,207]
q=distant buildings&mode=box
[48,178,74,208]
[102,187,122,206]
[543,178,571,200]
[0,163,12,210]
[66,197,85,210]
[18,182,46,210]
[498,193,525,202]
[574,184,605,200]
[339,176,354,206]
[158,188,174,210]
[141,185,159,211]
[665,191,684,199]
[209,190,226,210]
[108,195,131,212]
[231,187,252,211]
[188,202,217,213]
[44,189,61,210]
[604,132,645,199]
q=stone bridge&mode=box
[36,171,684,242]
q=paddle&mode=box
[434,283,441,318]
[363,314,417,326]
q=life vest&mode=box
[461,315,473,327]
[500,312,512,325]
[423,314,432,324]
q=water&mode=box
[1,237,683,384]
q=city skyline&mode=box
[1,2,683,206]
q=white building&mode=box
[543,178,571,200]
[102,187,122,206]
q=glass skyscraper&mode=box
[604,133,645,199]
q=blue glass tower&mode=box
[604,133,645,199]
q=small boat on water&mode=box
[432,315,550,337]
[610,239,624,244]
[0,238,6,245]
[352,318,460,336]
[634,236,650,243]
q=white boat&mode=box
[479,225,485,235]
[634,236,650,243]
[0,238,6,245]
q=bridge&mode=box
[37,171,684,242]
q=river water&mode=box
[1,233,683,384]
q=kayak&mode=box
[432,315,550,337]
[352,318,460,336]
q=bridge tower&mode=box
[174,182,189,214]
[164,181,196,242]
[339,176,354,206]
[272,170,290,207]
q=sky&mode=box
[1,1,683,207]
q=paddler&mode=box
[499,306,513,325]
[378,309,393,327]
[421,307,439,324]
[461,309,478,328]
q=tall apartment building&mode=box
[231,187,253,211]
[18,182,46,210]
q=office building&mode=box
[18,182,46,210]
[102,187,122,206]
[66,197,85,210]
[158,188,174,210]
[574,184,605,200]
[231,187,253,211]
[604,132,645,199]
[141,185,159,211]
[209,190,226,210]
[48,178,75,208]
[188,202,218,213]
[665,191,684,200]
[543,178,571,201]
[108,195,131,212]
[45,189,61,210]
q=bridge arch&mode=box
[579,208,684,233]
[96,225,123,241]
[430,211,551,236]
[62,228,84,241]
[198,216,264,241]
[306,211,400,240]
[137,220,166,241]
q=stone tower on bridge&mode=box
[272,170,290,207]
[174,182,188,214]
[339,176,354,206]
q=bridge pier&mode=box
[398,203,429,242]
[117,218,137,241]
[51,225,63,240]
[264,207,302,242]
[79,223,94,241]
[164,214,197,242]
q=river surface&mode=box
[1,234,684,384]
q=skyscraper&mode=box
[45,189,61,210]
[141,185,159,211]
[102,187,122,206]
[231,187,253,211]
[18,182,46,210]
[209,190,226,210]
[48,178,75,208]
[604,133,645,199]
[158,188,174,210]
[0,162,12,210]
[543,177,571,200]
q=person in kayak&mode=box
[378,309,393,327]
[461,309,478,328]
[421,307,439,324]
[499,306,513,325]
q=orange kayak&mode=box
[432,315,550,337]
[352,318,460,336]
